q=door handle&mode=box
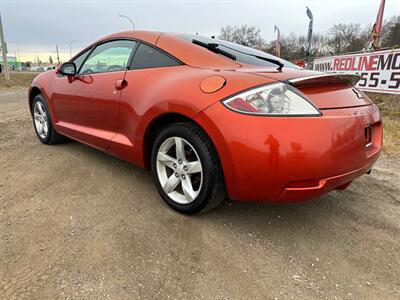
[115,79,127,91]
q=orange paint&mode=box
[29,31,382,203]
[200,76,226,93]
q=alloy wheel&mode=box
[156,137,203,204]
[33,101,49,139]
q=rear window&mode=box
[130,43,181,70]
[179,35,300,69]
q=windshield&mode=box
[179,34,300,69]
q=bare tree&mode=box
[279,33,304,60]
[219,25,266,49]
[219,25,235,43]
[381,15,400,48]
[312,33,331,57]
[277,32,329,60]
[327,23,364,54]
[218,15,399,62]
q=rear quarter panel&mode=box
[113,66,273,166]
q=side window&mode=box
[72,48,91,72]
[130,43,181,70]
[79,40,137,74]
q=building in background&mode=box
[0,55,20,70]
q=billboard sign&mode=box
[313,49,400,94]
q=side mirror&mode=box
[58,62,76,76]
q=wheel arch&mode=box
[144,113,195,169]
[28,86,43,114]
[142,112,221,172]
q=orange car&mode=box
[29,31,382,214]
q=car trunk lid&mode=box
[286,73,373,110]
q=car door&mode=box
[53,40,137,150]
[52,46,92,126]
[108,42,183,163]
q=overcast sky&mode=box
[0,0,399,61]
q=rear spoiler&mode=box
[286,73,361,87]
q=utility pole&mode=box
[0,10,10,81]
[56,45,60,64]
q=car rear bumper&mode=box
[277,161,375,202]
[194,102,382,203]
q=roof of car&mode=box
[100,30,165,45]
[99,30,241,69]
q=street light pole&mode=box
[69,40,78,59]
[0,10,10,81]
[118,14,135,30]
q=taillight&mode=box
[222,83,321,116]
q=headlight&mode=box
[222,82,321,116]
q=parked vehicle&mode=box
[32,66,45,72]
[29,31,382,214]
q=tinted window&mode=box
[80,40,136,74]
[130,43,180,69]
[72,48,91,71]
[179,35,300,69]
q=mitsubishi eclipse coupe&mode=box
[29,31,382,214]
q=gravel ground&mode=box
[1,89,399,299]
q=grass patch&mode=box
[366,92,399,158]
[381,117,400,158]
[366,92,400,118]
[0,71,38,91]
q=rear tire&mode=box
[151,123,226,214]
[32,94,65,144]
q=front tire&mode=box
[151,123,226,214]
[32,94,65,144]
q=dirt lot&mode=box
[1,88,399,299]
